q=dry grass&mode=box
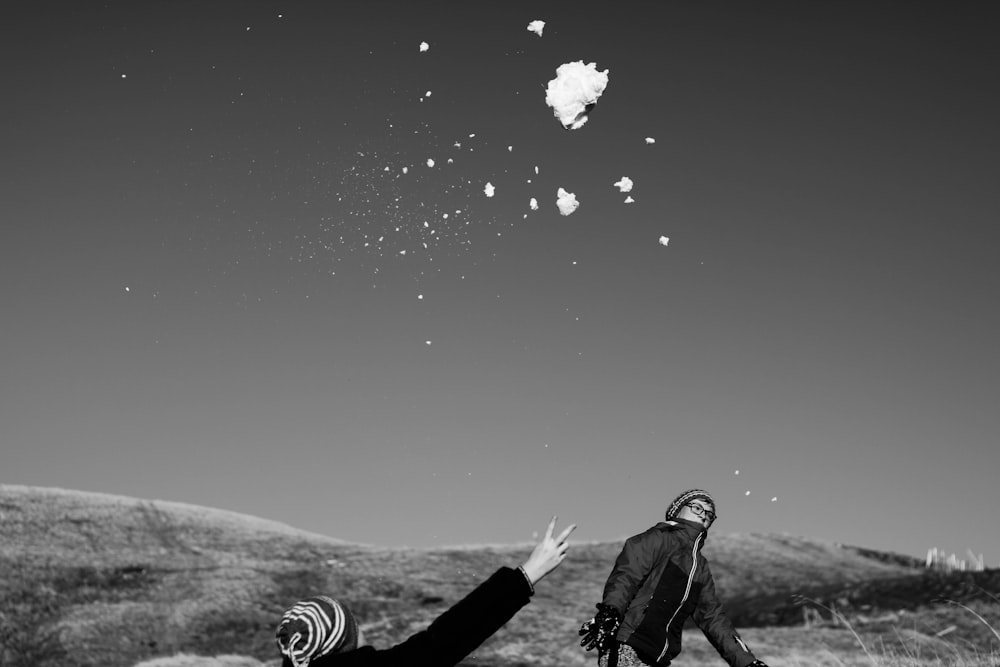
[2,484,997,667]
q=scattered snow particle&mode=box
[645,137,656,144]
[613,176,633,193]
[425,90,432,97]
[426,158,435,167]
[734,470,740,475]
[425,340,432,345]
[529,197,539,210]
[545,61,609,130]
[418,294,424,300]
[402,166,408,174]
[121,74,127,79]
[624,196,635,203]
[658,236,670,247]
[556,187,579,215]
[527,20,545,37]
[507,145,513,152]
[484,182,495,197]
[124,286,130,292]
[771,497,778,502]
[419,41,429,52]
[745,491,751,496]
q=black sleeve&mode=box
[316,566,533,667]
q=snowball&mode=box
[419,42,429,52]
[613,176,633,193]
[645,137,656,144]
[545,61,609,130]
[529,197,539,210]
[484,182,495,197]
[556,187,579,215]
[658,236,670,246]
[527,20,545,37]
[426,158,435,167]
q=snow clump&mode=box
[527,20,545,37]
[545,61,609,130]
[556,188,579,215]
[613,176,633,193]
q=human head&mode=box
[276,595,359,666]
[665,489,716,528]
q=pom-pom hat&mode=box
[276,595,359,666]
[665,489,716,521]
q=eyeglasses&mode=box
[687,503,716,523]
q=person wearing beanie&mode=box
[276,515,575,667]
[579,490,769,667]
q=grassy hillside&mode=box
[1,484,997,667]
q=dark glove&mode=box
[578,603,622,652]
[748,661,769,667]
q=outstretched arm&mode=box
[324,516,575,667]
[692,564,764,667]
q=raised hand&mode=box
[520,516,576,585]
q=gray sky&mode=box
[2,1,998,565]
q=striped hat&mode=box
[276,595,359,666]
[665,489,716,521]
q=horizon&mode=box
[2,2,998,568]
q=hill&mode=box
[1,484,997,667]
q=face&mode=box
[681,501,716,528]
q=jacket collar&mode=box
[662,518,709,544]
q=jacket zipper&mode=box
[657,532,704,662]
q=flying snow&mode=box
[545,61,609,130]
[624,196,634,204]
[484,182,495,197]
[645,137,656,144]
[419,41,429,52]
[658,236,669,246]
[527,20,546,37]
[613,176,633,193]
[556,187,579,215]
[529,198,539,211]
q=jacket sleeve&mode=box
[322,566,533,667]
[601,529,661,615]
[691,562,758,667]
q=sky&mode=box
[2,2,999,567]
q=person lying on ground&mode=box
[276,515,576,667]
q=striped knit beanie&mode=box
[276,595,359,666]
[665,489,716,521]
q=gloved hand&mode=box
[748,661,769,667]
[578,603,622,652]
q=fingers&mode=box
[556,523,577,543]
[544,515,557,541]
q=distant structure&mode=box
[925,547,986,572]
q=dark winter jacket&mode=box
[601,519,757,667]
[287,566,533,667]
